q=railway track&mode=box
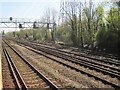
[2,47,17,88]
[24,41,120,71]
[2,41,59,89]
[31,43,120,72]
[11,40,120,79]
[29,40,119,60]
[3,39,120,89]
[61,45,119,60]
[5,38,120,74]
[6,37,119,65]
[28,41,120,66]
[3,45,27,89]
[5,37,119,66]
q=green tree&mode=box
[96,6,120,53]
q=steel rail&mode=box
[16,41,120,79]
[17,43,120,89]
[30,41,120,66]
[3,47,21,89]
[31,42,120,71]
[4,40,59,90]
[3,46,27,89]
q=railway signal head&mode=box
[19,24,22,28]
[33,21,38,29]
[10,17,13,21]
[47,23,49,29]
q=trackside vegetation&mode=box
[5,1,120,54]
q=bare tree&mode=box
[51,8,57,42]
[78,2,84,47]
[63,1,78,46]
[42,8,51,40]
[83,0,96,48]
[41,8,57,41]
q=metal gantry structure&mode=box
[0,17,57,40]
[0,18,55,29]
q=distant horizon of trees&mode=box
[5,0,120,54]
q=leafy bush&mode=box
[96,28,119,53]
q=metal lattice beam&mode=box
[0,18,54,28]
